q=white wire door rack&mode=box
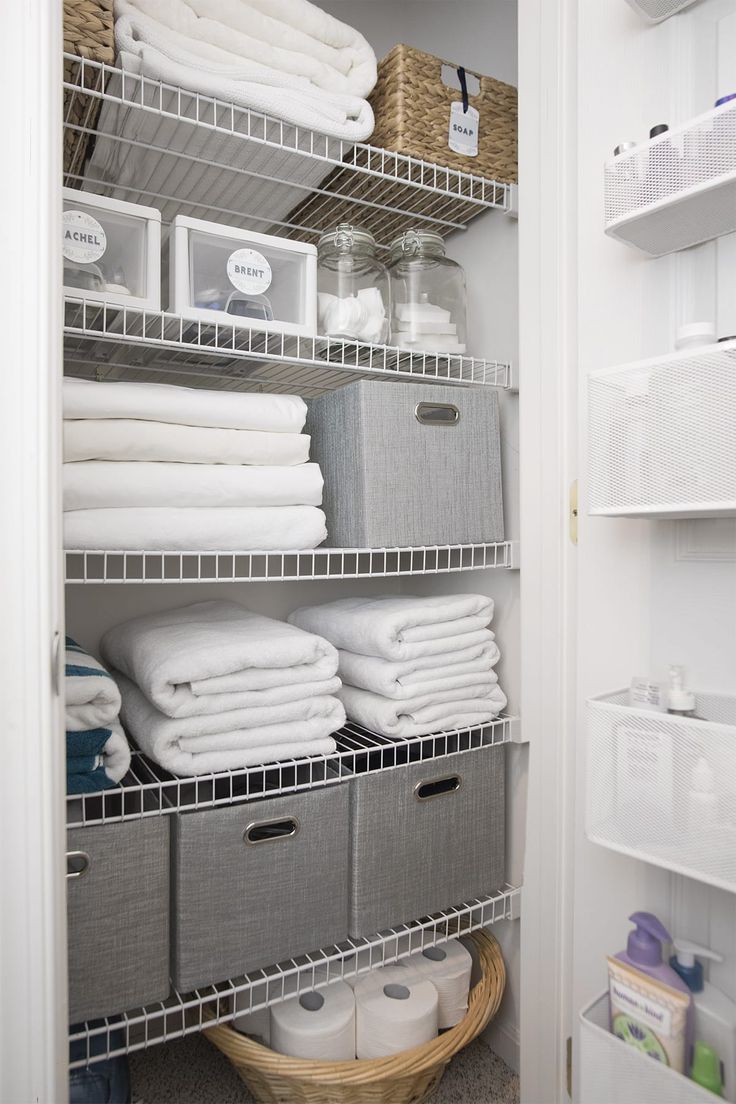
[68,882,521,1069]
[67,716,518,828]
[62,299,512,394]
[63,56,513,249]
[64,542,518,585]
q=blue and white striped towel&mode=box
[65,636,121,731]
[66,637,130,792]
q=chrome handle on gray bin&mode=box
[414,775,462,801]
[244,817,300,844]
[414,401,460,426]
[66,851,90,879]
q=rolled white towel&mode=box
[63,505,327,551]
[337,682,507,739]
[63,377,307,433]
[63,462,324,510]
[101,601,339,719]
[64,419,311,465]
[289,594,494,662]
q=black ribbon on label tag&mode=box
[457,66,469,114]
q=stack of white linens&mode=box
[63,378,328,551]
[289,594,507,738]
[100,600,346,775]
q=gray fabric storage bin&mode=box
[171,785,349,991]
[67,818,170,1023]
[308,381,504,547]
[349,747,505,937]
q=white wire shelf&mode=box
[63,299,511,395]
[66,716,517,828]
[68,881,520,1067]
[604,99,736,255]
[65,542,518,585]
[63,55,512,249]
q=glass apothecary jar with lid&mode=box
[387,230,468,354]
[317,224,390,343]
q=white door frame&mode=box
[0,1,67,1101]
[518,0,579,1101]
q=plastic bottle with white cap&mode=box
[670,938,736,1102]
[675,322,716,351]
[667,665,702,718]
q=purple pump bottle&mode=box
[613,912,694,1037]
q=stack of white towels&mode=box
[289,594,507,738]
[111,0,377,140]
[99,600,345,775]
[63,378,328,551]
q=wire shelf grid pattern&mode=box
[67,717,515,828]
[63,56,511,249]
[68,882,520,1068]
[64,299,511,395]
[604,100,736,255]
[65,541,517,585]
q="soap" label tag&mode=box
[448,101,480,157]
[227,248,272,295]
[63,210,107,263]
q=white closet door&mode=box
[0,0,67,1101]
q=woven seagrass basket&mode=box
[63,0,115,180]
[204,928,505,1104]
[370,44,517,184]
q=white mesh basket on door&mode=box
[586,692,736,893]
[587,340,736,517]
[624,0,700,22]
[604,100,736,255]
[580,995,717,1104]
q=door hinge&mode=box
[566,1034,573,1098]
[569,480,578,545]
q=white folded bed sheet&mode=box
[63,420,311,465]
[63,505,327,551]
[288,595,495,662]
[116,673,343,774]
[100,601,340,718]
[336,640,500,700]
[63,378,307,433]
[337,682,508,740]
[63,462,324,510]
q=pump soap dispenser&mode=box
[608,912,693,1073]
[671,939,736,1102]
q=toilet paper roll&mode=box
[459,936,482,988]
[404,941,473,1028]
[355,966,438,1059]
[270,981,356,1062]
[232,1002,270,1045]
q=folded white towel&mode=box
[288,595,494,661]
[117,0,376,96]
[114,0,375,141]
[64,419,311,465]
[337,641,500,700]
[64,378,306,433]
[116,673,343,775]
[65,638,122,731]
[64,505,327,551]
[338,683,507,739]
[63,462,323,510]
[101,601,339,718]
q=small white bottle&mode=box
[667,664,701,718]
[687,757,718,831]
[671,939,736,1103]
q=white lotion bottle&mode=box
[671,939,736,1103]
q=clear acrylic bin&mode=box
[169,215,318,337]
[62,188,161,310]
[586,691,736,892]
[579,993,716,1104]
[587,340,736,518]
